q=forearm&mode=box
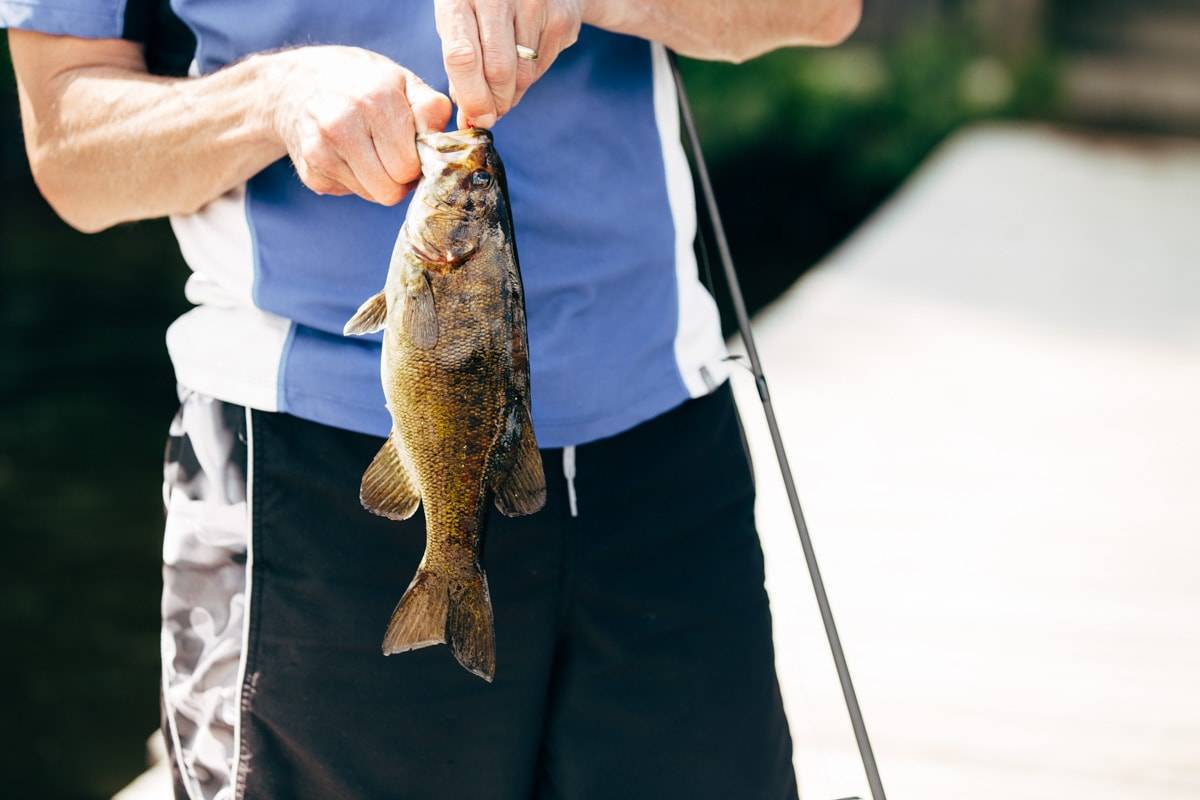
[587,0,861,62]
[13,35,282,232]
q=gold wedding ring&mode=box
[516,44,539,61]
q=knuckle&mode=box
[546,9,578,43]
[360,90,393,118]
[316,116,348,145]
[443,41,479,70]
[302,145,338,175]
[545,9,567,36]
[368,76,405,105]
[315,101,362,139]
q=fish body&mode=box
[343,128,545,682]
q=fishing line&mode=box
[668,51,888,800]
[688,115,845,800]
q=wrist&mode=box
[580,0,626,31]
[241,50,291,148]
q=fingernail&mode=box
[474,113,497,129]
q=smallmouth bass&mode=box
[344,127,545,682]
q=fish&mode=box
[343,127,545,682]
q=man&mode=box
[4,0,859,797]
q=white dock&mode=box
[735,123,1200,800]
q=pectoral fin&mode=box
[343,291,388,336]
[402,274,438,349]
[494,406,546,517]
[360,433,421,520]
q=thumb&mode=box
[405,72,453,135]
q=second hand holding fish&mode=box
[344,127,545,682]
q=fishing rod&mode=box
[668,51,888,800]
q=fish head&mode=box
[406,128,509,270]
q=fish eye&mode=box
[470,169,492,188]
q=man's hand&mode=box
[435,0,583,129]
[10,1,856,233]
[267,46,453,205]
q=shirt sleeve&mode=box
[0,1,128,39]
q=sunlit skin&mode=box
[9,0,860,232]
[436,0,862,128]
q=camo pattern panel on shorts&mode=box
[160,389,248,800]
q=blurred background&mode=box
[2,0,1197,797]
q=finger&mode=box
[512,0,544,106]
[513,30,552,107]
[515,0,583,107]
[475,0,518,117]
[305,138,374,201]
[404,70,453,135]
[436,0,497,128]
[302,104,391,203]
[295,130,365,198]
[298,159,353,197]
[448,85,467,130]
[337,117,407,204]
[323,157,372,201]
[366,91,419,187]
[364,134,417,203]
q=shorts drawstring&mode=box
[563,446,579,518]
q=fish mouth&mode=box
[415,127,493,182]
[417,127,492,155]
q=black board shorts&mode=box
[159,381,797,799]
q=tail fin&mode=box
[446,568,496,682]
[382,570,449,655]
[381,565,496,682]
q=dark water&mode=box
[1,38,186,797]
[1,197,190,795]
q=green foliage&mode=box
[678,20,1057,325]
[684,19,1057,195]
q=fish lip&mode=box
[416,127,493,154]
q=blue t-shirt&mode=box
[3,0,728,447]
